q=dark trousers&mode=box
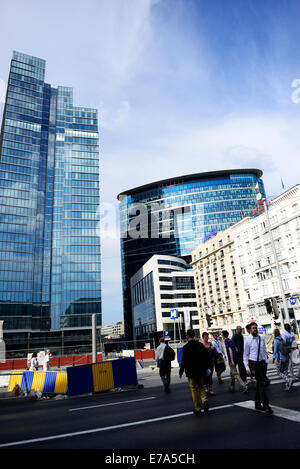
[159,360,171,388]
[249,360,269,408]
[237,352,247,382]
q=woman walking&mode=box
[200,332,217,396]
[29,352,39,372]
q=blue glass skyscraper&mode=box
[0,52,101,351]
[118,169,266,339]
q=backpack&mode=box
[163,344,175,362]
[278,337,291,356]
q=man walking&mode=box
[43,349,52,371]
[244,322,273,415]
[232,326,247,384]
[155,338,172,392]
[179,329,210,414]
[222,330,248,393]
[211,331,226,383]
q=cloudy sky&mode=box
[0,0,300,326]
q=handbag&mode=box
[216,353,224,365]
[215,353,226,373]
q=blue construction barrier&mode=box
[67,357,138,397]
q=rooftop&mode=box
[117,168,263,200]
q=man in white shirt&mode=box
[43,349,51,371]
[244,322,273,415]
[155,338,171,392]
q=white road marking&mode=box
[234,400,300,422]
[69,396,156,412]
[0,403,232,448]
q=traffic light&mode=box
[271,298,279,319]
[264,298,273,315]
[206,314,212,328]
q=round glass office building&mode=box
[118,169,265,339]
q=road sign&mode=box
[163,331,171,339]
[258,327,265,334]
[290,297,296,306]
[170,309,177,319]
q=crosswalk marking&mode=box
[235,400,300,423]
[222,365,299,387]
[69,396,156,412]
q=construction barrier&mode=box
[67,357,138,396]
[8,370,68,394]
[0,353,103,371]
[176,347,183,365]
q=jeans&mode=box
[188,376,207,412]
[276,358,290,386]
[229,363,247,389]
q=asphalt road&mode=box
[1,363,300,455]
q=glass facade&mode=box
[118,170,266,339]
[132,272,156,335]
[0,52,101,349]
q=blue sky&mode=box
[0,0,300,325]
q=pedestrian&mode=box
[245,323,256,384]
[29,352,39,371]
[243,322,273,415]
[155,338,172,392]
[222,330,248,393]
[282,324,296,379]
[211,331,226,384]
[27,353,32,370]
[273,328,293,391]
[179,329,210,415]
[232,326,247,384]
[200,332,217,396]
[43,349,52,371]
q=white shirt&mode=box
[29,358,39,372]
[155,343,166,361]
[211,339,225,355]
[243,335,268,372]
[43,354,50,371]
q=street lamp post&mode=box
[262,197,290,325]
[255,186,290,326]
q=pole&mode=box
[92,314,97,363]
[178,315,182,345]
[174,320,176,343]
[99,326,102,354]
[263,198,290,325]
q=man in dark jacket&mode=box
[232,326,247,384]
[179,329,210,414]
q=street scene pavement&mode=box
[0,361,300,452]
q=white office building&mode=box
[130,255,199,340]
[231,184,300,334]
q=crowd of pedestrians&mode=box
[156,322,299,417]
